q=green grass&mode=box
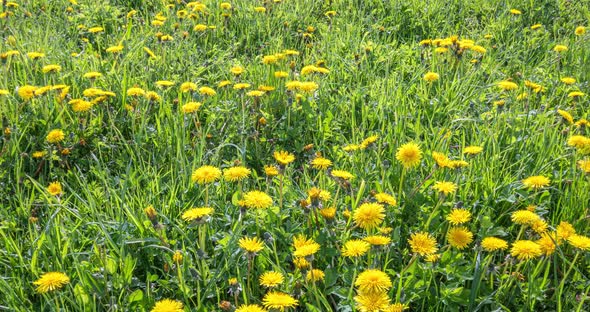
[1,0,589,311]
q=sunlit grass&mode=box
[0,0,589,311]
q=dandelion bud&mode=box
[144,205,157,220]
[219,301,232,311]
[172,250,183,263]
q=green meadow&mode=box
[1,0,589,311]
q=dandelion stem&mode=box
[246,256,253,302]
[347,258,359,303]
[557,252,580,312]
[398,168,406,202]
[279,174,284,210]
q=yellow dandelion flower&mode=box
[223,166,251,182]
[354,291,390,312]
[285,81,302,91]
[239,237,265,253]
[274,71,289,78]
[46,129,65,143]
[180,82,198,92]
[447,227,473,250]
[537,233,557,256]
[557,109,574,124]
[522,175,550,190]
[343,144,362,152]
[446,208,471,225]
[311,156,332,170]
[434,47,448,53]
[448,160,469,169]
[247,90,265,97]
[181,207,214,222]
[27,52,45,60]
[150,299,184,312]
[463,145,483,155]
[481,237,509,252]
[497,80,518,91]
[259,271,284,288]
[156,80,175,88]
[273,151,295,166]
[384,303,408,312]
[293,241,320,258]
[578,159,590,173]
[33,86,52,96]
[191,165,221,184]
[126,87,145,97]
[33,272,70,293]
[299,81,319,93]
[82,72,101,80]
[374,193,397,206]
[364,235,391,246]
[567,234,590,250]
[32,151,47,159]
[145,91,160,102]
[233,83,251,90]
[432,151,450,168]
[181,102,201,114]
[88,26,104,33]
[18,85,39,100]
[560,77,576,85]
[47,182,63,196]
[262,292,298,311]
[42,64,61,73]
[306,269,325,282]
[199,86,216,96]
[341,239,370,257]
[553,45,568,52]
[106,45,124,53]
[556,221,576,241]
[262,55,278,64]
[70,99,93,112]
[408,232,438,256]
[264,165,279,177]
[510,240,542,261]
[230,66,244,75]
[293,257,310,270]
[243,191,273,209]
[423,72,439,82]
[258,85,275,92]
[425,253,441,263]
[355,269,392,294]
[470,45,487,54]
[396,142,422,168]
[432,181,458,196]
[193,24,208,32]
[319,207,336,219]
[567,135,590,150]
[235,305,266,312]
[353,202,385,230]
[511,210,540,225]
[331,169,354,181]
[568,91,585,98]
[531,219,548,234]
